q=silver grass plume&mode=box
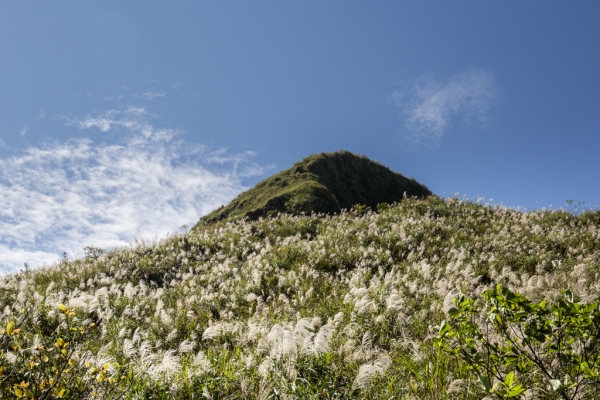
[293,318,315,346]
[202,323,222,341]
[442,290,458,315]
[193,350,213,375]
[352,354,392,391]
[178,339,196,354]
[447,379,468,394]
[202,387,214,400]
[311,324,333,355]
[166,328,178,342]
[267,324,296,359]
[149,350,181,381]
[122,338,137,359]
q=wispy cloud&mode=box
[62,107,156,134]
[0,107,267,271]
[103,95,125,101]
[19,127,28,136]
[37,109,45,119]
[139,92,166,100]
[391,68,497,146]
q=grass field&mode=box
[2,195,600,398]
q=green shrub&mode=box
[437,285,600,399]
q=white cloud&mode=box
[0,108,267,272]
[391,68,497,146]
[19,127,28,136]
[103,95,124,101]
[140,92,166,100]
[62,107,156,134]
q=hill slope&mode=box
[196,150,432,226]
[2,197,600,398]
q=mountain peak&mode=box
[196,150,432,226]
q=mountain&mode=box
[196,150,432,226]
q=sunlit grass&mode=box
[1,196,599,398]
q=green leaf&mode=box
[581,361,596,378]
[504,371,515,387]
[6,321,14,336]
[507,384,525,397]
[479,375,492,392]
[438,319,450,336]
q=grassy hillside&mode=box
[2,197,600,398]
[195,151,431,226]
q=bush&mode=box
[437,285,600,399]
[0,304,132,399]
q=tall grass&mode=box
[1,196,599,398]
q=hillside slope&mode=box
[2,197,600,398]
[196,150,432,226]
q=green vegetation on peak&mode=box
[195,150,432,227]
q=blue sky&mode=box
[1,2,599,271]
